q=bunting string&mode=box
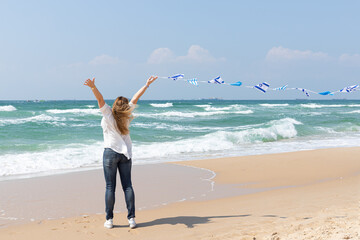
[159,74,359,97]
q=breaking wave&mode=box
[0,105,17,112]
[150,103,173,108]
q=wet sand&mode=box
[0,163,216,227]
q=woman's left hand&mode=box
[146,76,158,87]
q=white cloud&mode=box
[339,53,360,65]
[266,46,329,61]
[147,45,225,64]
[177,45,226,63]
[89,54,120,65]
[147,48,174,64]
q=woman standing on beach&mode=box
[84,76,157,229]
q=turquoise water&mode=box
[1,99,360,179]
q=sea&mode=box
[1,99,360,181]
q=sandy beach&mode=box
[0,147,359,239]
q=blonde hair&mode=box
[112,96,134,135]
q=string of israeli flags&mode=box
[159,74,359,97]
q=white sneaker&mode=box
[104,219,113,229]
[128,218,136,229]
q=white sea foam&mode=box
[150,103,173,108]
[344,110,360,114]
[46,108,100,115]
[69,123,99,127]
[132,122,263,132]
[259,103,289,107]
[205,106,233,111]
[194,104,211,108]
[197,104,231,111]
[300,103,360,111]
[314,127,337,134]
[0,114,66,126]
[135,109,253,118]
[137,104,252,118]
[133,118,301,160]
[0,105,17,112]
[300,103,347,109]
[0,142,103,177]
[195,104,247,111]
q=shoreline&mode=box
[1,145,359,183]
[0,147,359,239]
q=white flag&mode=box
[296,88,310,97]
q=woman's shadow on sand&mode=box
[135,214,251,229]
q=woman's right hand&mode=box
[146,76,158,87]
[84,78,96,88]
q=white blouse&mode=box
[100,103,134,160]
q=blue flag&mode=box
[187,78,198,86]
[230,81,242,86]
[273,85,288,91]
[318,91,334,96]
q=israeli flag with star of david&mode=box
[339,85,359,93]
[254,82,270,93]
[168,74,184,81]
[208,76,224,84]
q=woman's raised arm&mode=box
[130,76,157,105]
[84,78,105,108]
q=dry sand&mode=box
[0,147,359,239]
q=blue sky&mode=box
[1,0,360,100]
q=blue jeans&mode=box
[103,148,135,220]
